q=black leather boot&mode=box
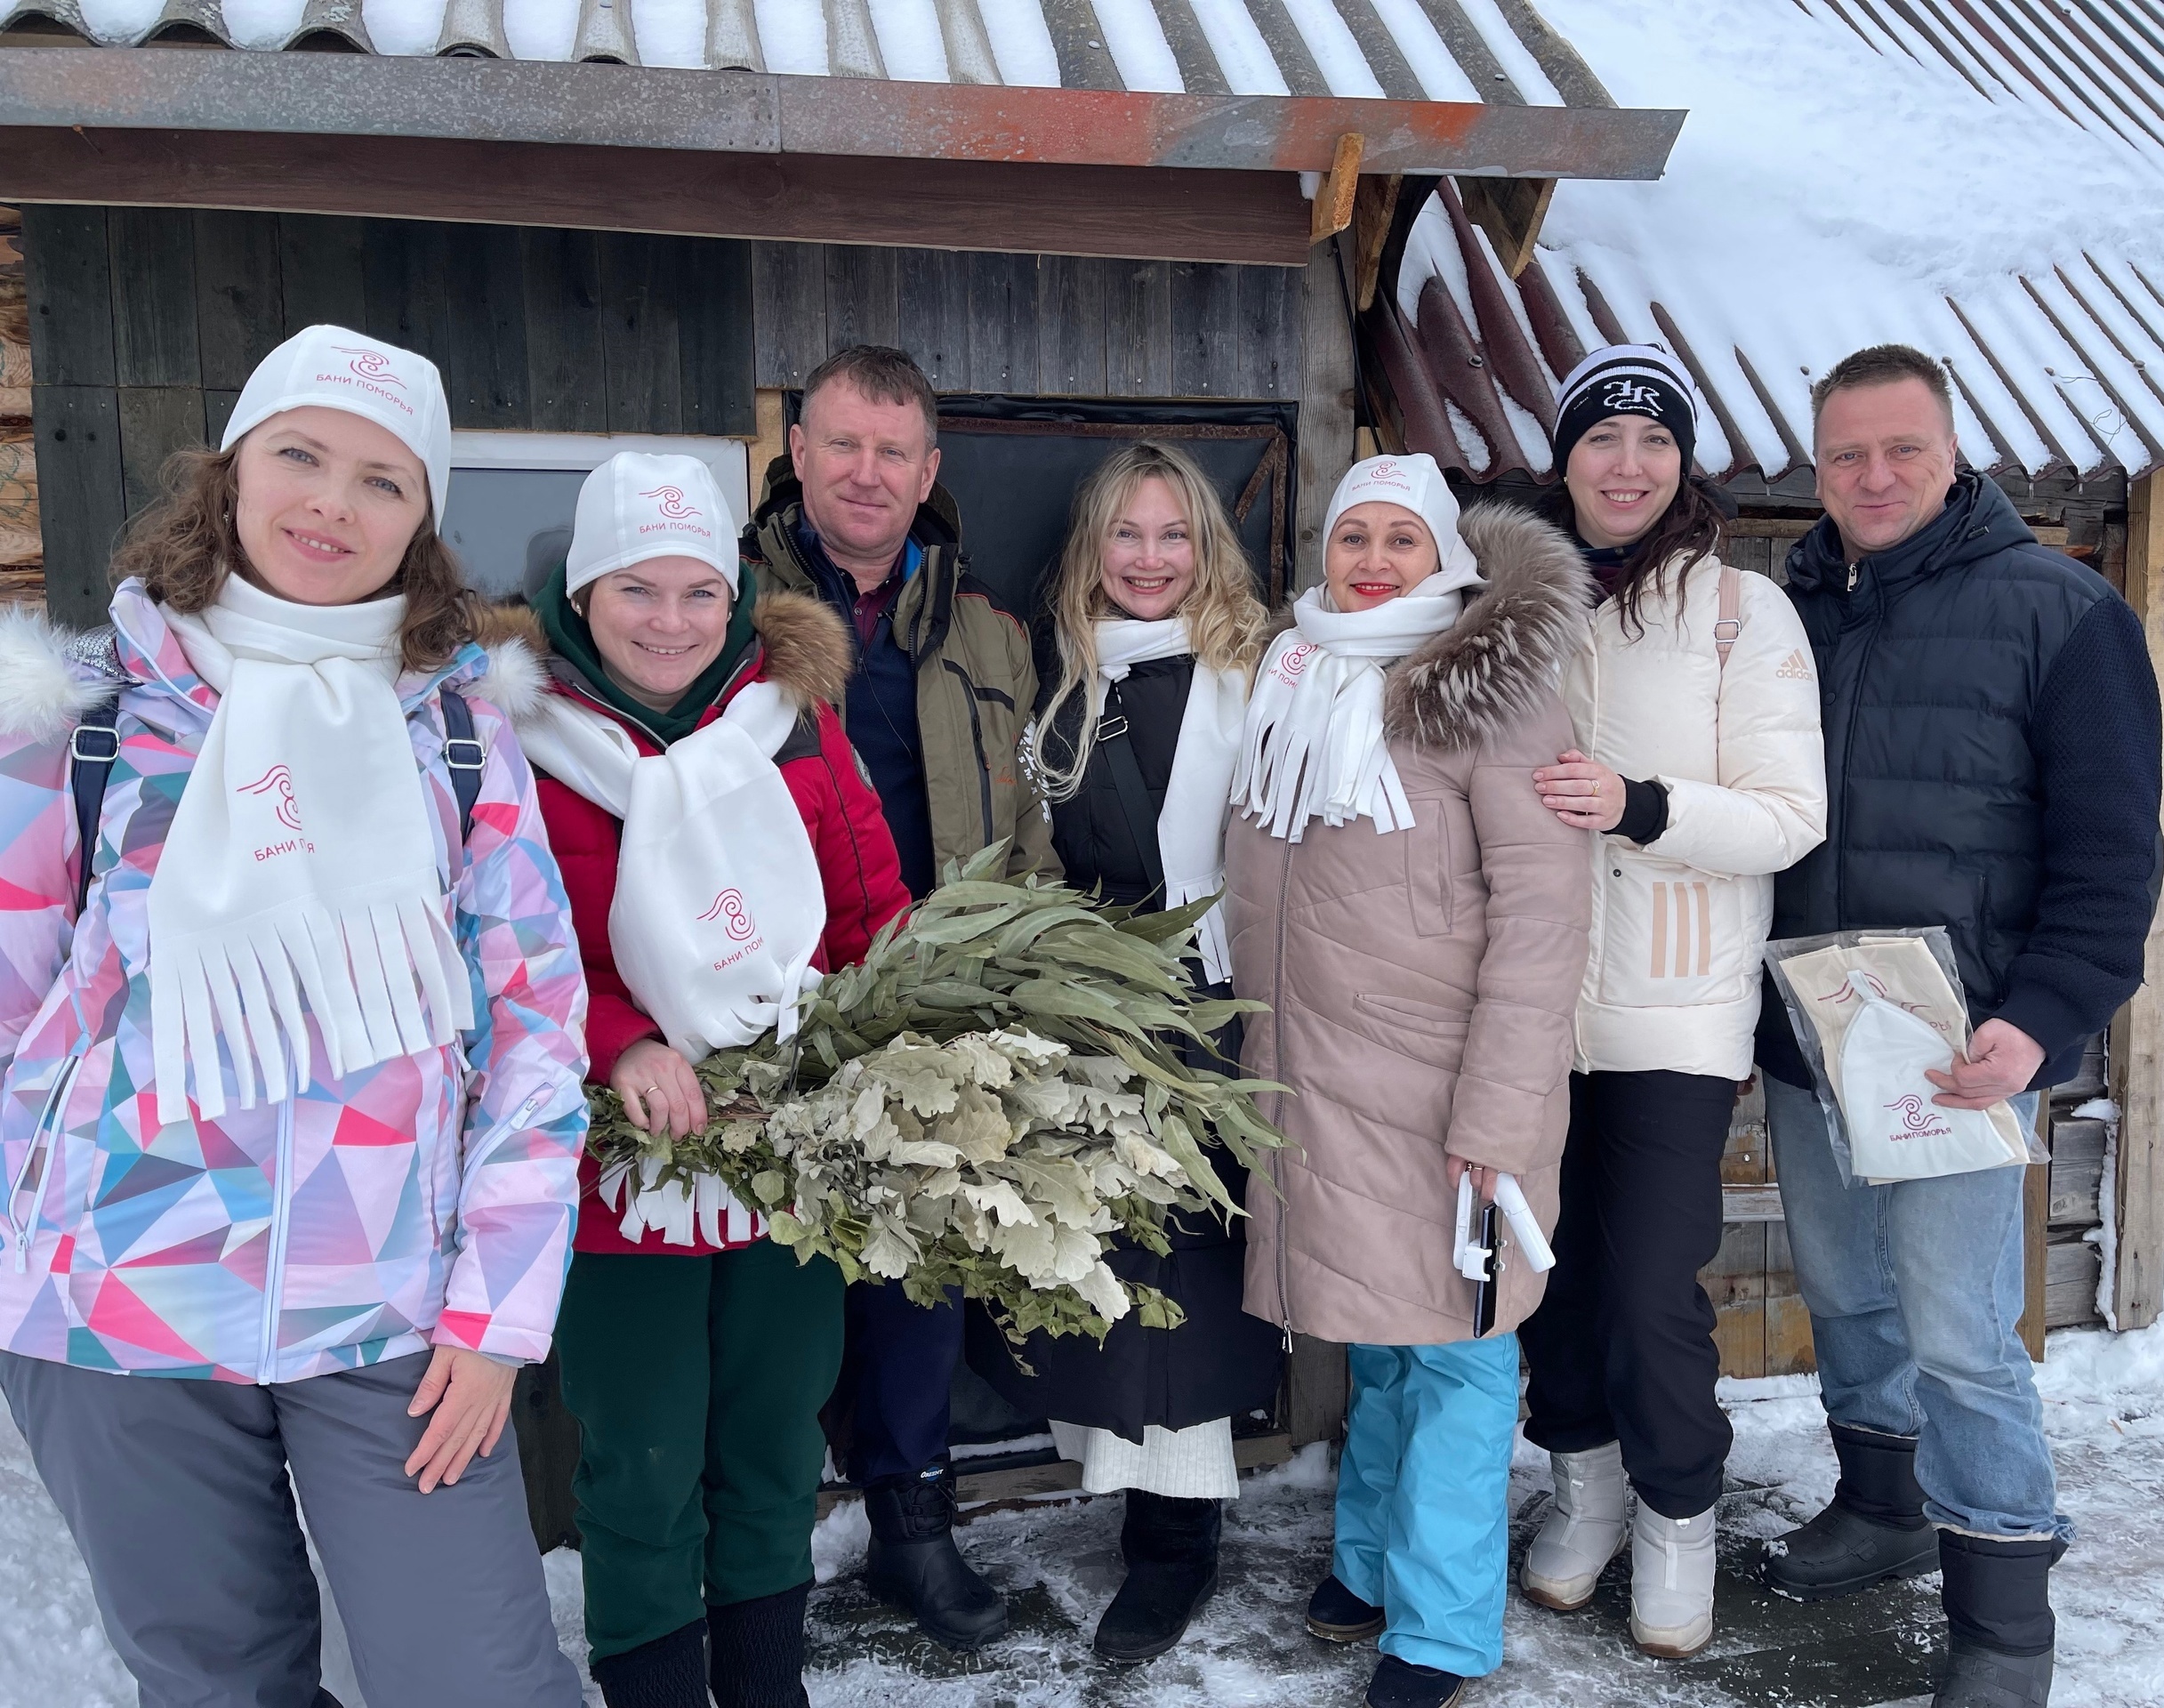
[1092,1492,1221,1664]
[1934,1532,2064,1707]
[1306,1573,1386,1643]
[862,1463,1009,1651]
[708,1579,811,1708]
[1761,1423,1941,1601]
[1365,1655,1466,1708]
[589,1618,711,1708]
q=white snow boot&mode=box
[1629,1501,1717,1659]
[1521,1442,1629,1612]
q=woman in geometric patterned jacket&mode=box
[0,325,588,1707]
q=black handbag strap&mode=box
[1096,681,1166,906]
[68,694,123,916]
[438,689,486,853]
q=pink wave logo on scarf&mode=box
[237,764,304,832]
[699,889,757,941]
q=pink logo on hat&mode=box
[1363,459,1412,489]
[334,347,405,389]
[641,486,701,521]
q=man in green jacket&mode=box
[741,344,1057,1652]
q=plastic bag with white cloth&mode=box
[1764,928,2042,1185]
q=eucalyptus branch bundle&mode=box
[585,843,1289,1344]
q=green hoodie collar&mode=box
[533,564,760,745]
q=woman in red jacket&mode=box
[507,453,909,1708]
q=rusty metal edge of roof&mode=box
[0,44,1685,177]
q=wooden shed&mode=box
[1351,0,2164,1370]
[0,0,1691,1527]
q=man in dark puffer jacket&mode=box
[1752,345,2160,1708]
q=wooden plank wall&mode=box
[748,241,1301,403]
[23,205,755,626]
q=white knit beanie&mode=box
[566,453,740,598]
[220,325,453,521]
[1322,452,1482,585]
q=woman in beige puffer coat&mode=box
[1518,345,1825,1664]
[1225,452,1592,1708]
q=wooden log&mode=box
[2113,465,2164,1330]
[1293,245,1354,591]
[0,428,36,571]
[2045,1234,2104,1328]
[2048,1116,2108,1228]
[1703,1220,1768,1380]
[1457,174,1556,278]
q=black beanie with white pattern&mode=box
[1552,343,1698,475]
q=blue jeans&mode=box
[1764,1074,2068,1542]
[1334,1336,1520,1678]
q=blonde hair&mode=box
[1034,441,1268,803]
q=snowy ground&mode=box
[0,1326,2157,1708]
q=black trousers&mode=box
[1519,1069,1737,1519]
[839,1278,963,1486]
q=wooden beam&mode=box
[1350,172,1403,313]
[0,126,1314,268]
[1456,174,1556,278]
[1309,132,1364,245]
[2114,464,2164,1331]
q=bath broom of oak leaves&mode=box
[584,842,1290,1346]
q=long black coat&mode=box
[966,652,1284,1442]
[1756,471,2161,1089]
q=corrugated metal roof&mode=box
[0,0,1603,101]
[1376,0,2164,486]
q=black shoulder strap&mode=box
[1096,681,1166,906]
[438,689,485,851]
[68,695,123,915]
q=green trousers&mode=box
[555,1240,844,1661]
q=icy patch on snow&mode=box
[812,1496,872,1584]
[1241,1439,1335,1496]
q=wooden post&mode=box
[2113,465,2164,1331]
[1456,176,1557,278]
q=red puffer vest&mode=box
[526,589,910,1254]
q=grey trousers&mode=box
[0,1349,583,1708]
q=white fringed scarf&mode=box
[1090,617,1247,984]
[515,681,827,1247]
[149,579,473,1126]
[1231,566,1484,842]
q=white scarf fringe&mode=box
[597,1154,760,1248]
[148,582,472,1125]
[1231,568,1481,842]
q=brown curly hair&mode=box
[110,446,480,673]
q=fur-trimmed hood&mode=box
[475,584,853,732]
[1256,505,1591,754]
[0,606,125,745]
[1382,505,1592,751]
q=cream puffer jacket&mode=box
[1563,553,1827,1080]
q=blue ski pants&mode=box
[1334,1335,1521,1679]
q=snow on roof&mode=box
[1384,0,2164,486]
[7,0,1604,103]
